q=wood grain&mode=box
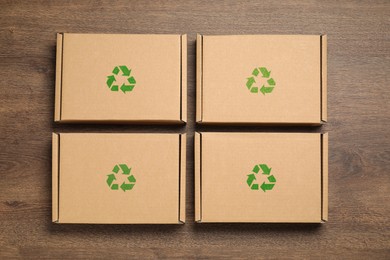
[0,0,389,258]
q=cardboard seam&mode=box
[321,133,329,222]
[180,133,186,223]
[193,121,323,126]
[321,134,323,222]
[194,132,202,223]
[181,36,183,122]
[52,133,60,223]
[60,34,64,121]
[320,35,328,123]
[196,34,203,123]
[57,134,60,223]
[54,33,64,122]
[180,34,187,123]
[197,132,203,222]
[178,134,181,223]
[201,35,204,123]
[320,35,323,123]
[54,119,185,124]
[200,133,202,222]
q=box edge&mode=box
[52,133,60,223]
[196,34,203,123]
[194,132,202,222]
[181,34,187,123]
[321,35,328,123]
[179,133,186,223]
[54,33,64,122]
[321,132,329,222]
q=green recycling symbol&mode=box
[246,164,276,192]
[106,65,136,93]
[106,164,136,192]
[246,67,276,95]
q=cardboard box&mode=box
[52,133,186,224]
[195,132,328,223]
[55,33,187,123]
[196,34,327,125]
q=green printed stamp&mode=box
[246,67,276,95]
[246,163,276,192]
[106,65,136,93]
[106,164,136,192]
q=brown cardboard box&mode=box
[55,33,187,123]
[196,34,327,125]
[52,133,186,224]
[195,132,328,223]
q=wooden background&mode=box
[0,0,389,258]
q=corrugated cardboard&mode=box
[55,33,187,123]
[196,34,327,125]
[195,132,328,223]
[52,133,186,224]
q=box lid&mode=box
[195,132,328,223]
[196,34,327,125]
[55,33,187,123]
[52,133,186,224]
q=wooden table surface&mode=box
[1,0,389,258]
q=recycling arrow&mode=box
[106,75,116,88]
[260,85,274,95]
[106,174,116,186]
[106,163,136,192]
[127,175,136,182]
[119,66,131,76]
[246,163,276,192]
[245,66,276,95]
[259,164,271,175]
[251,87,259,93]
[112,66,120,75]
[246,77,255,89]
[119,164,131,175]
[106,65,136,93]
[120,182,135,192]
[128,76,136,84]
[267,175,276,183]
[247,173,256,186]
[261,182,274,192]
[120,83,135,93]
[267,78,275,86]
[259,67,271,78]
[112,165,120,173]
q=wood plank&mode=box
[0,0,389,258]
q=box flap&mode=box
[53,133,183,224]
[54,33,63,122]
[52,133,59,223]
[197,132,324,223]
[321,35,328,122]
[196,34,203,123]
[179,133,186,223]
[194,132,202,222]
[56,33,184,123]
[198,35,324,125]
[322,133,329,222]
[181,35,187,123]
